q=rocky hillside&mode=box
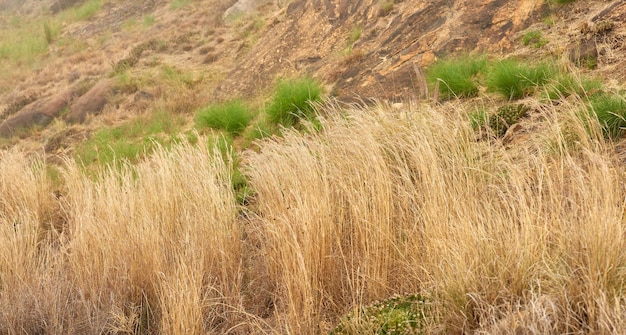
[0,0,624,156]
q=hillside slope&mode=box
[1,1,626,334]
[0,0,625,154]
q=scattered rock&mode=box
[0,89,75,138]
[567,38,598,69]
[65,79,116,124]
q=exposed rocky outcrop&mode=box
[0,89,75,138]
[214,0,547,101]
[65,79,116,124]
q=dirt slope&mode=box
[0,0,625,152]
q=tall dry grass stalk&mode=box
[245,99,626,334]
[0,142,245,334]
[0,97,625,334]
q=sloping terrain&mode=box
[1,0,626,334]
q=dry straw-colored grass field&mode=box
[1,97,625,334]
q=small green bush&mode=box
[486,60,553,100]
[266,77,323,127]
[195,100,254,136]
[330,294,429,335]
[426,55,487,100]
[586,93,626,139]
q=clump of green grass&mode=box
[207,134,253,205]
[143,14,156,27]
[330,294,429,335]
[71,0,102,21]
[586,93,626,139]
[195,100,254,136]
[426,55,487,100]
[486,60,554,100]
[469,108,489,130]
[546,73,604,100]
[170,0,190,9]
[266,77,323,127]
[378,0,395,16]
[521,30,548,48]
[75,110,182,168]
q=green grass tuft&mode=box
[426,55,487,100]
[486,60,553,100]
[586,93,626,140]
[521,30,548,48]
[266,77,323,127]
[195,100,254,136]
[75,110,182,168]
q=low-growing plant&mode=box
[378,0,395,16]
[266,77,323,127]
[75,110,182,167]
[207,134,254,205]
[521,30,548,48]
[486,59,554,100]
[469,108,489,130]
[426,54,487,100]
[143,14,156,27]
[170,0,190,9]
[195,100,254,136]
[489,103,529,136]
[586,93,626,139]
[546,73,604,100]
[330,294,430,335]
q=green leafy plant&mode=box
[195,100,254,136]
[486,60,554,100]
[586,93,626,139]
[266,77,323,127]
[330,294,429,335]
[426,55,487,100]
[521,31,548,48]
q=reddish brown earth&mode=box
[0,0,625,150]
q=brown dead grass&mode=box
[1,97,626,334]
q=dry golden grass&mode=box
[1,97,626,334]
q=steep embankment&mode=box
[0,0,625,156]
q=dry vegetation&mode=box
[1,95,626,334]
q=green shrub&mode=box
[426,55,487,100]
[330,294,429,335]
[586,93,626,139]
[486,60,554,100]
[521,31,548,48]
[196,100,254,136]
[266,77,323,127]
